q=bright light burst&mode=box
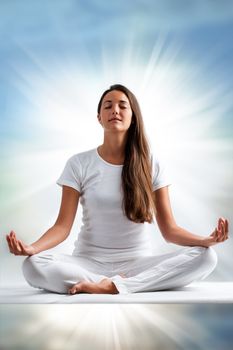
[2,304,233,349]
[0,10,233,350]
[2,36,232,284]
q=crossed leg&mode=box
[22,246,217,295]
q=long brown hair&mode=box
[97,84,156,224]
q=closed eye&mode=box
[104,105,127,109]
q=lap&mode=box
[111,246,208,278]
[25,246,209,279]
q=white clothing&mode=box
[22,246,218,294]
[22,147,218,295]
[56,147,171,262]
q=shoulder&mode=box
[150,151,162,169]
[68,148,96,165]
[150,149,172,190]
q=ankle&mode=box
[100,278,119,294]
[110,281,119,294]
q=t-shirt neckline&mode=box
[95,147,124,167]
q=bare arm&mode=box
[6,185,80,255]
[153,186,229,247]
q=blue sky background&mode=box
[0,1,233,349]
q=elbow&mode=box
[156,212,178,244]
[160,225,178,243]
[160,228,171,243]
[162,232,172,243]
[53,224,71,241]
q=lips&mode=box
[109,118,122,122]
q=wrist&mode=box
[31,244,40,255]
[198,237,208,248]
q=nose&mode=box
[112,104,119,114]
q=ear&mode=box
[97,114,102,124]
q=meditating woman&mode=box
[6,84,229,295]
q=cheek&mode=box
[127,110,133,120]
[99,110,108,120]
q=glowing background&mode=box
[0,0,233,349]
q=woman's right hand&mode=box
[6,231,36,256]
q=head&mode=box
[97,84,144,136]
[97,84,156,224]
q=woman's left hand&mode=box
[203,217,229,247]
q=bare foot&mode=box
[68,278,119,295]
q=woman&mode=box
[6,84,229,295]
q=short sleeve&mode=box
[151,153,172,191]
[56,156,82,193]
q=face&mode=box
[97,90,133,132]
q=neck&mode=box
[100,133,127,159]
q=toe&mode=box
[68,288,75,295]
[68,284,80,295]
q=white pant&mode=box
[22,246,217,294]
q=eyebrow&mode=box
[103,100,128,104]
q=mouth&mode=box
[109,118,122,122]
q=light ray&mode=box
[2,33,233,282]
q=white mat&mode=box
[0,282,233,304]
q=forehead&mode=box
[102,90,129,104]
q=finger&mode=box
[8,233,21,255]
[220,221,224,234]
[9,232,14,240]
[15,238,23,253]
[218,217,226,231]
[220,223,226,241]
[8,235,16,253]
[218,218,224,231]
[11,231,19,243]
[11,235,21,254]
[218,219,221,230]
[12,231,17,239]
[17,241,25,255]
[10,230,15,238]
[219,217,225,223]
[18,240,27,255]
[13,232,22,245]
[11,241,18,254]
[212,228,218,241]
[215,228,221,242]
[222,221,227,240]
[214,227,220,241]
[226,219,229,237]
[223,221,229,241]
[219,222,228,242]
[6,235,14,253]
[216,228,222,242]
[218,223,224,241]
[221,217,227,230]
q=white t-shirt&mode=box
[56,147,171,262]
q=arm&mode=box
[6,185,80,255]
[153,186,229,247]
[31,185,80,253]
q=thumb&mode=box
[18,240,27,252]
[209,228,217,239]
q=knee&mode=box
[22,254,44,287]
[187,246,218,274]
[202,247,218,272]
[192,246,218,273]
